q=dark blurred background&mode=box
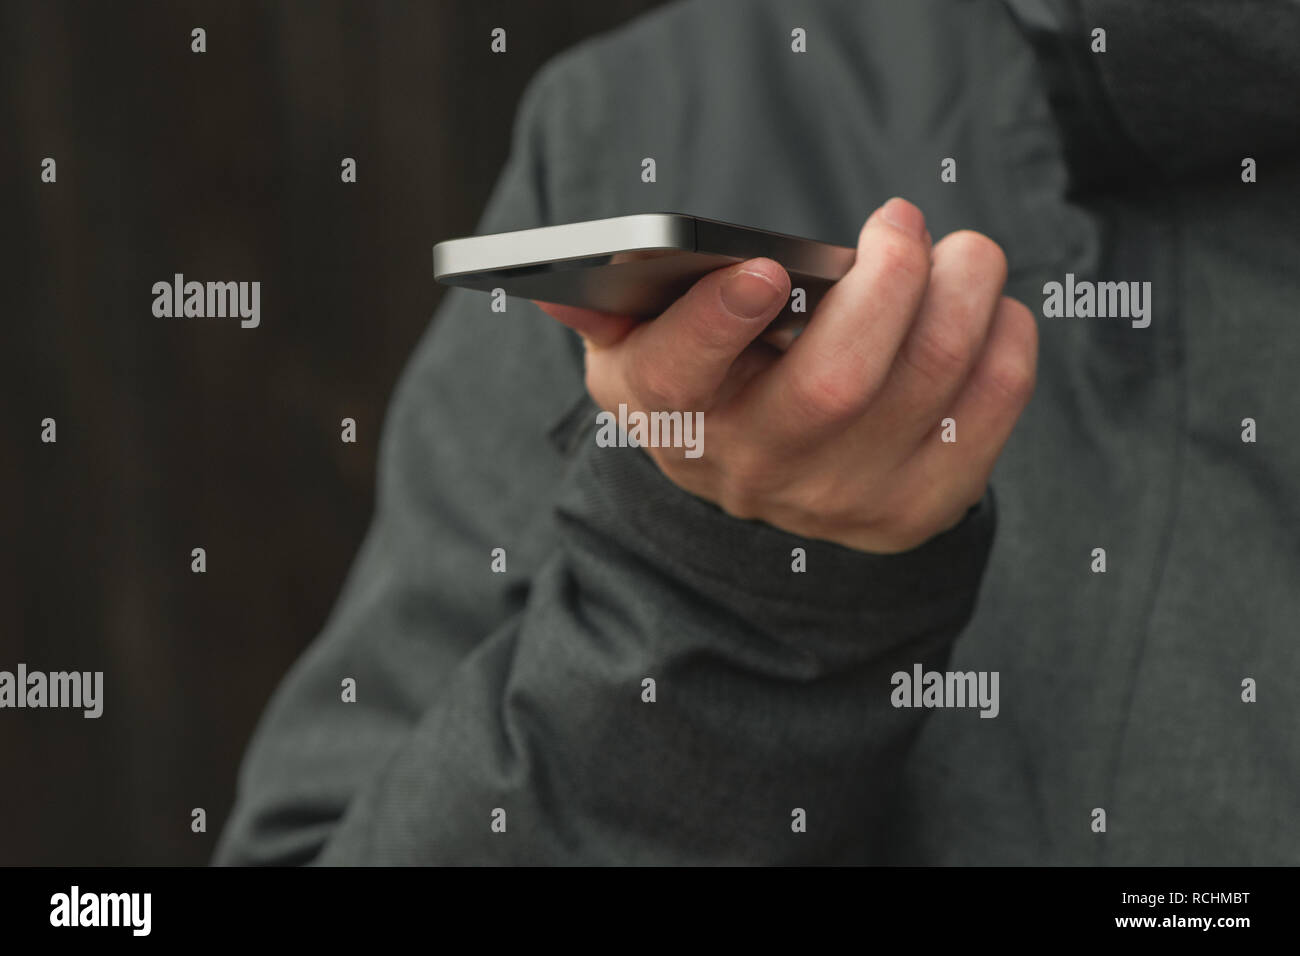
[0,0,665,865]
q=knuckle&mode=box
[788,370,868,422]
[985,299,1039,403]
[874,232,931,286]
[1012,299,1041,358]
[983,349,1037,405]
[902,322,974,384]
[941,230,1008,286]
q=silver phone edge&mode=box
[432,212,696,280]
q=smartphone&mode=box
[432,212,856,318]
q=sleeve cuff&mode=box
[555,406,998,616]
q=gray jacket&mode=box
[216,0,1300,865]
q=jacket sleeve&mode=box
[214,49,998,866]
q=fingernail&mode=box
[880,197,926,240]
[720,267,783,319]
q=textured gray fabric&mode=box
[215,0,1300,865]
